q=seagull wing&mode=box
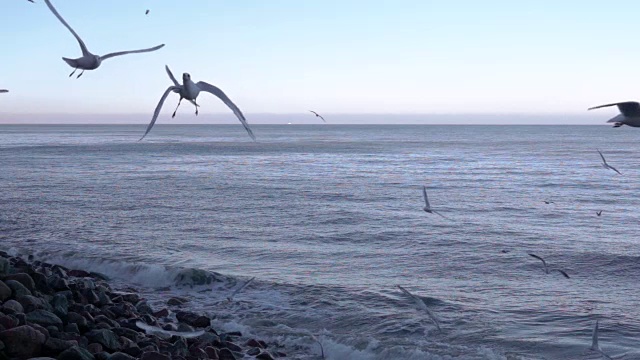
[227,276,255,301]
[195,81,256,141]
[432,210,452,221]
[422,186,430,209]
[423,306,442,332]
[607,164,622,175]
[591,320,600,351]
[139,86,178,141]
[165,65,180,87]
[318,114,326,122]
[397,285,426,310]
[597,149,607,165]
[44,0,91,56]
[0,90,8,93]
[528,253,547,270]
[101,44,165,61]
[554,269,570,279]
[135,321,204,339]
[589,101,640,117]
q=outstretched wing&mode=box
[135,321,204,339]
[528,253,547,268]
[101,44,165,61]
[139,86,178,141]
[397,285,440,330]
[44,0,91,56]
[227,276,255,301]
[309,110,326,122]
[597,149,607,164]
[608,164,622,175]
[422,186,430,209]
[165,65,180,87]
[554,269,570,279]
[589,101,640,117]
[196,81,256,141]
[0,90,8,93]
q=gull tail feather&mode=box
[62,57,78,67]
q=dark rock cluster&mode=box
[0,252,285,360]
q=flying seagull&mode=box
[596,210,603,217]
[0,90,8,93]
[145,9,150,15]
[544,200,554,205]
[597,149,621,175]
[135,321,204,340]
[140,65,256,141]
[44,0,165,78]
[528,253,570,278]
[588,101,640,128]
[226,276,255,302]
[422,186,448,219]
[397,285,441,331]
[309,110,326,123]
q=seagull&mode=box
[145,9,150,15]
[397,285,441,331]
[596,210,603,217]
[588,101,640,128]
[44,0,165,78]
[544,200,554,205]
[422,186,448,219]
[226,276,255,302]
[586,320,621,360]
[528,253,570,278]
[135,321,204,340]
[139,66,256,141]
[0,90,8,93]
[597,149,621,175]
[309,110,326,123]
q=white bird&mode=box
[135,321,204,340]
[226,276,255,302]
[597,149,621,175]
[588,101,640,128]
[44,0,165,78]
[397,285,441,331]
[422,186,448,219]
[528,253,570,278]
[0,90,8,93]
[140,65,256,141]
[309,110,326,123]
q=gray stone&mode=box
[3,273,36,292]
[26,309,63,330]
[66,312,88,330]
[65,323,80,334]
[57,346,95,360]
[18,295,51,313]
[86,343,102,354]
[109,353,136,360]
[176,311,210,328]
[5,279,31,297]
[51,293,69,319]
[217,348,236,360]
[0,313,19,329]
[0,258,9,276]
[1,299,24,314]
[0,280,11,301]
[0,325,46,358]
[85,329,120,352]
[43,337,79,355]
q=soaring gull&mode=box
[528,253,570,278]
[588,101,640,128]
[309,110,326,123]
[422,186,449,219]
[44,0,164,78]
[597,149,621,175]
[139,66,256,141]
[397,285,441,331]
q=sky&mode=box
[1,0,640,124]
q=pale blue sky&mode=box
[1,0,639,123]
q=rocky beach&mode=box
[0,251,291,360]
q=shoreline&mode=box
[0,251,290,360]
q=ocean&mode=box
[1,124,639,359]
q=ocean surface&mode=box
[1,124,639,359]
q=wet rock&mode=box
[189,347,209,359]
[96,290,112,307]
[31,271,53,294]
[217,348,236,360]
[43,337,78,355]
[65,323,80,334]
[57,345,95,360]
[174,269,220,286]
[0,258,9,276]
[15,312,27,326]
[109,352,136,360]
[26,309,63,330]
[86,343,103,354]
[0,280,11,301]
[89,272,109,281]
[19,294,51,313]
[120,293,140,304]
[176,311,210,328]
[153,308,169,318]
[30,323,50,340]
[85,329,121,352]
[94,315,118,328]
[47,275,70,292]
[51,293,69,319]
[5,279,32,297]
[0,325,46,358]
[256,352,275,360]
[67,312,89,331]
[112,327,140,342]
[4,273,36,292]
[224,341,242,352]
[68,270,91,278]
[246,347,260,356]
[1,299,24,314]
[140,351,171,360]
[167,297,188,306]
[246,339,263,348]
[169,337,189,357]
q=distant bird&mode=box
[226,276,255,302]
[544,200,554,205]
[27,0,35,2]
[528,253,570,278]
[145,9,150,15]
[596,210,603,217]
[309,110,326,123]
[588,101,640,128]
[397,285,441,331]
[597,149,621,175]
[422,186,448,219]
[44,0,164,78]
[0,90,8,93]
[140,65,256,141]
